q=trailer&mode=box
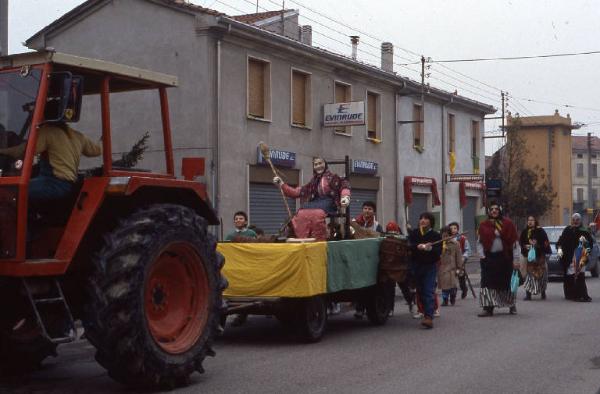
[218,236,410,342]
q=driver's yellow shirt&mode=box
[0,125,101,182]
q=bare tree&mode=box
[486,118,556,229]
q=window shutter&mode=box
[367,93,377,137]
[248,59,265,118]
[413,105,422,146]
[292,72,306,125]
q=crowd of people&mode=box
[224,156,595,330]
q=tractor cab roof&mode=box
[0,50,178,94]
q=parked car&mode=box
[543,226,599,278]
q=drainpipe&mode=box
[394,82,408,230]
[214,38,222,237]
[441,96,453,225]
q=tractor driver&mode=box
[0,121,102,205]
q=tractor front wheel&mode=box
[83,204,226,389]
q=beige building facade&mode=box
[508,111,576,226]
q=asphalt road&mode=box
[2,276,600,394]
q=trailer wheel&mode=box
[83,204,226,389]
[297,296,327,342]
[366,282,394,326]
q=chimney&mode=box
[381,42,393,72]
[350,35,359,60]
[300,25,312,46]
[0,0,7,56]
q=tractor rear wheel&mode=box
[83,204,226,389]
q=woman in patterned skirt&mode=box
[476,202,520,317]
[519,215,551,300]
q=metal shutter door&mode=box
[249,183,296,235]
[462,197,478,249]
[349,188,378,219]
[408,193,429,229]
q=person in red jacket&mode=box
[477,202,520,317]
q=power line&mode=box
[401,49,600,64]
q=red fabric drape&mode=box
[403,176,441,206]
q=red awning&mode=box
[403,176,441,206]
[459,181,486,208]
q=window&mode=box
[577,153,583,158]
[577,188,584,202]
[593,188,598,205]
[413,104,423,148]
[448,113,455,153]
[247,57,271,120]
[366,91,380,140]
[291,69,311,128]
[593,164,598,178]
[577,163,584,177]
[471,120,480,158]
[592,154,597,159]
[334,81,351,134]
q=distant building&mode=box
[507,111,577,225]
[571,135,600,215]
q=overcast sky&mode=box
[7,0,600,153]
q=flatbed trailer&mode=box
[218,237,409,342]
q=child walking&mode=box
[438,226,464,306]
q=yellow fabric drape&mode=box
[449,151,456,174]
[218,242,328,297]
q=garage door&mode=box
[349,188,378,219]
[249,183,297,235]
[462,197,478,249]
[408,193,429,230]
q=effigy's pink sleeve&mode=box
[281,183,302,198]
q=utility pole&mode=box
[256,0,259,13]
[501,91,505,138]
[588,132,593,222]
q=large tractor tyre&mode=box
[0,278,57,375]
[366,282,394,326]
[83,204,226,389]
[296,296,327,343]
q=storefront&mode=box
[248,148,298,235]
[348,159,380,219]
[404,176,442,230]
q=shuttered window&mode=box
[334,82,351,134]
[413,104,423,147]
[248,58,270,119]
[448,113,455,153]
[367,91,379,139]
[292,70,308,126]
[471,120,480,158]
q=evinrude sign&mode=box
[323,101,365,127]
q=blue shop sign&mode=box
[257,147,296,168]
[352,159,378,175]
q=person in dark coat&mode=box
[409,212,442,329]
[557,213,593,302]
[519,215,551,300]
[477,202,520,317]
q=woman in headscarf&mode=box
[273,157,350,239]
[476,202,520,317]
[557,213,593,302]
[519,215,551,300]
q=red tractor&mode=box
[0,51,226,388]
